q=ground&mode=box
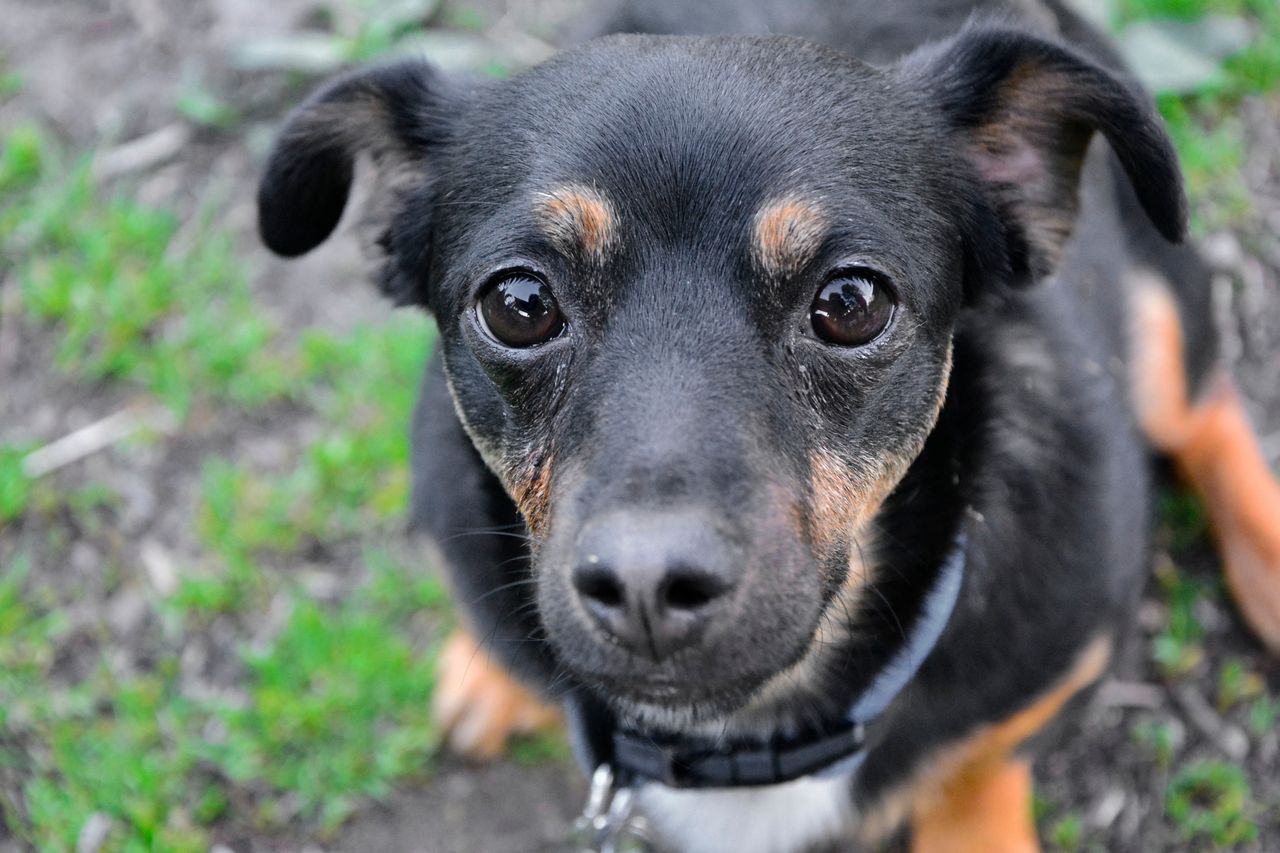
[0,1,1277,851]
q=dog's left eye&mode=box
[477,272,566,348]
[810,268,895,347]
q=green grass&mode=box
[1150,559,1214,679]
[196,317,430,565]
[1047,812,1086,852]
[2,550,449,850]
[0,444,35,524]
[0,119,455,848]
[2,125,290,416]
[209,552,448,833]
[1132,716,1183,769]
[1113,0,1280,228]
[1165,761,1259,846]
[1215,658,1263,711]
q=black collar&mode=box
[564,528,968,790]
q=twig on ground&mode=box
[1171,684,1250,761]
[21,404,176,479]
[1097,680,1166,710]
[92,124,191,182]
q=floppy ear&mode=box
[257,60,454,306]
[902,25,1188,285]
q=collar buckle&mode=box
[572,765,654,853]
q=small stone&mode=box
[1090,787,1126,830]
[1200,231,1244,272]
[75,812,112,853]
[140,539,179,596]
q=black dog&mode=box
[257,0,1280,849]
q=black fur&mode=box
[258,0,1214,846]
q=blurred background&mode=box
[0,1,1277,850]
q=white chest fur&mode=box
[637,774,855,853]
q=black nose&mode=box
[571,510,738,662]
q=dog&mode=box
[256,0,1280,849]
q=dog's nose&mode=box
[571,510,737,662]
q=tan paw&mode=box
[1178,382,1280,655]
[911,760,1039,853]
[1218,478,1280,654]
[433,628,562,761]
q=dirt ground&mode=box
[1,1,1278,851]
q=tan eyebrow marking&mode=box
[753,196,828,277]
[533,184,617,262]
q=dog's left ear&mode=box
[902,25,1188,285]
[257,60,458,307]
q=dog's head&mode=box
[259,27,1183,722]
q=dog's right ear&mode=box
[257,60,455,305]
[900,25,1187,291]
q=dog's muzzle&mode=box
[566,524,970,851]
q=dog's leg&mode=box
[433,627,562,760]
[412,352,564,759]
[1132,277,1280,652]
[900,637,1109,853]
[910,759,1037,853]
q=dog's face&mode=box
[259,31,1183,721]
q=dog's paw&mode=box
[433,628,561,761]
[1219,482,1280,655]
[1187,382,1280,655]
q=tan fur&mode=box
[911,759,1038,853]
[967,65,1095,273]
[1130,274,1280,652]
[753,196,828,278]
[806,346,953,566]
[861,637,1110,847]
[433,628,562,760]
[807,449,881,557]
[510,452,555,538]
[534,184,617,261]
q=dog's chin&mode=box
[615,696,753,732]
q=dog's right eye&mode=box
[810,268,895,347]
[477,272,566,348]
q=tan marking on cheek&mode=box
[806,345,954,566]
[534,185,616,261]
[859,636,1111,844]
[510,453,555,538]
[753,196,827,278]
[808,450,878,557]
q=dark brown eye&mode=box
[477,272,565,348]
[810,269,895,347]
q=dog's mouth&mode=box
[582,667,785,722]
[542,583,829,724]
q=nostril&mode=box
[661,566,729,612]
[573,566,625,609]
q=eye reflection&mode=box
[478,273,566,348]
[810,270,895,346]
